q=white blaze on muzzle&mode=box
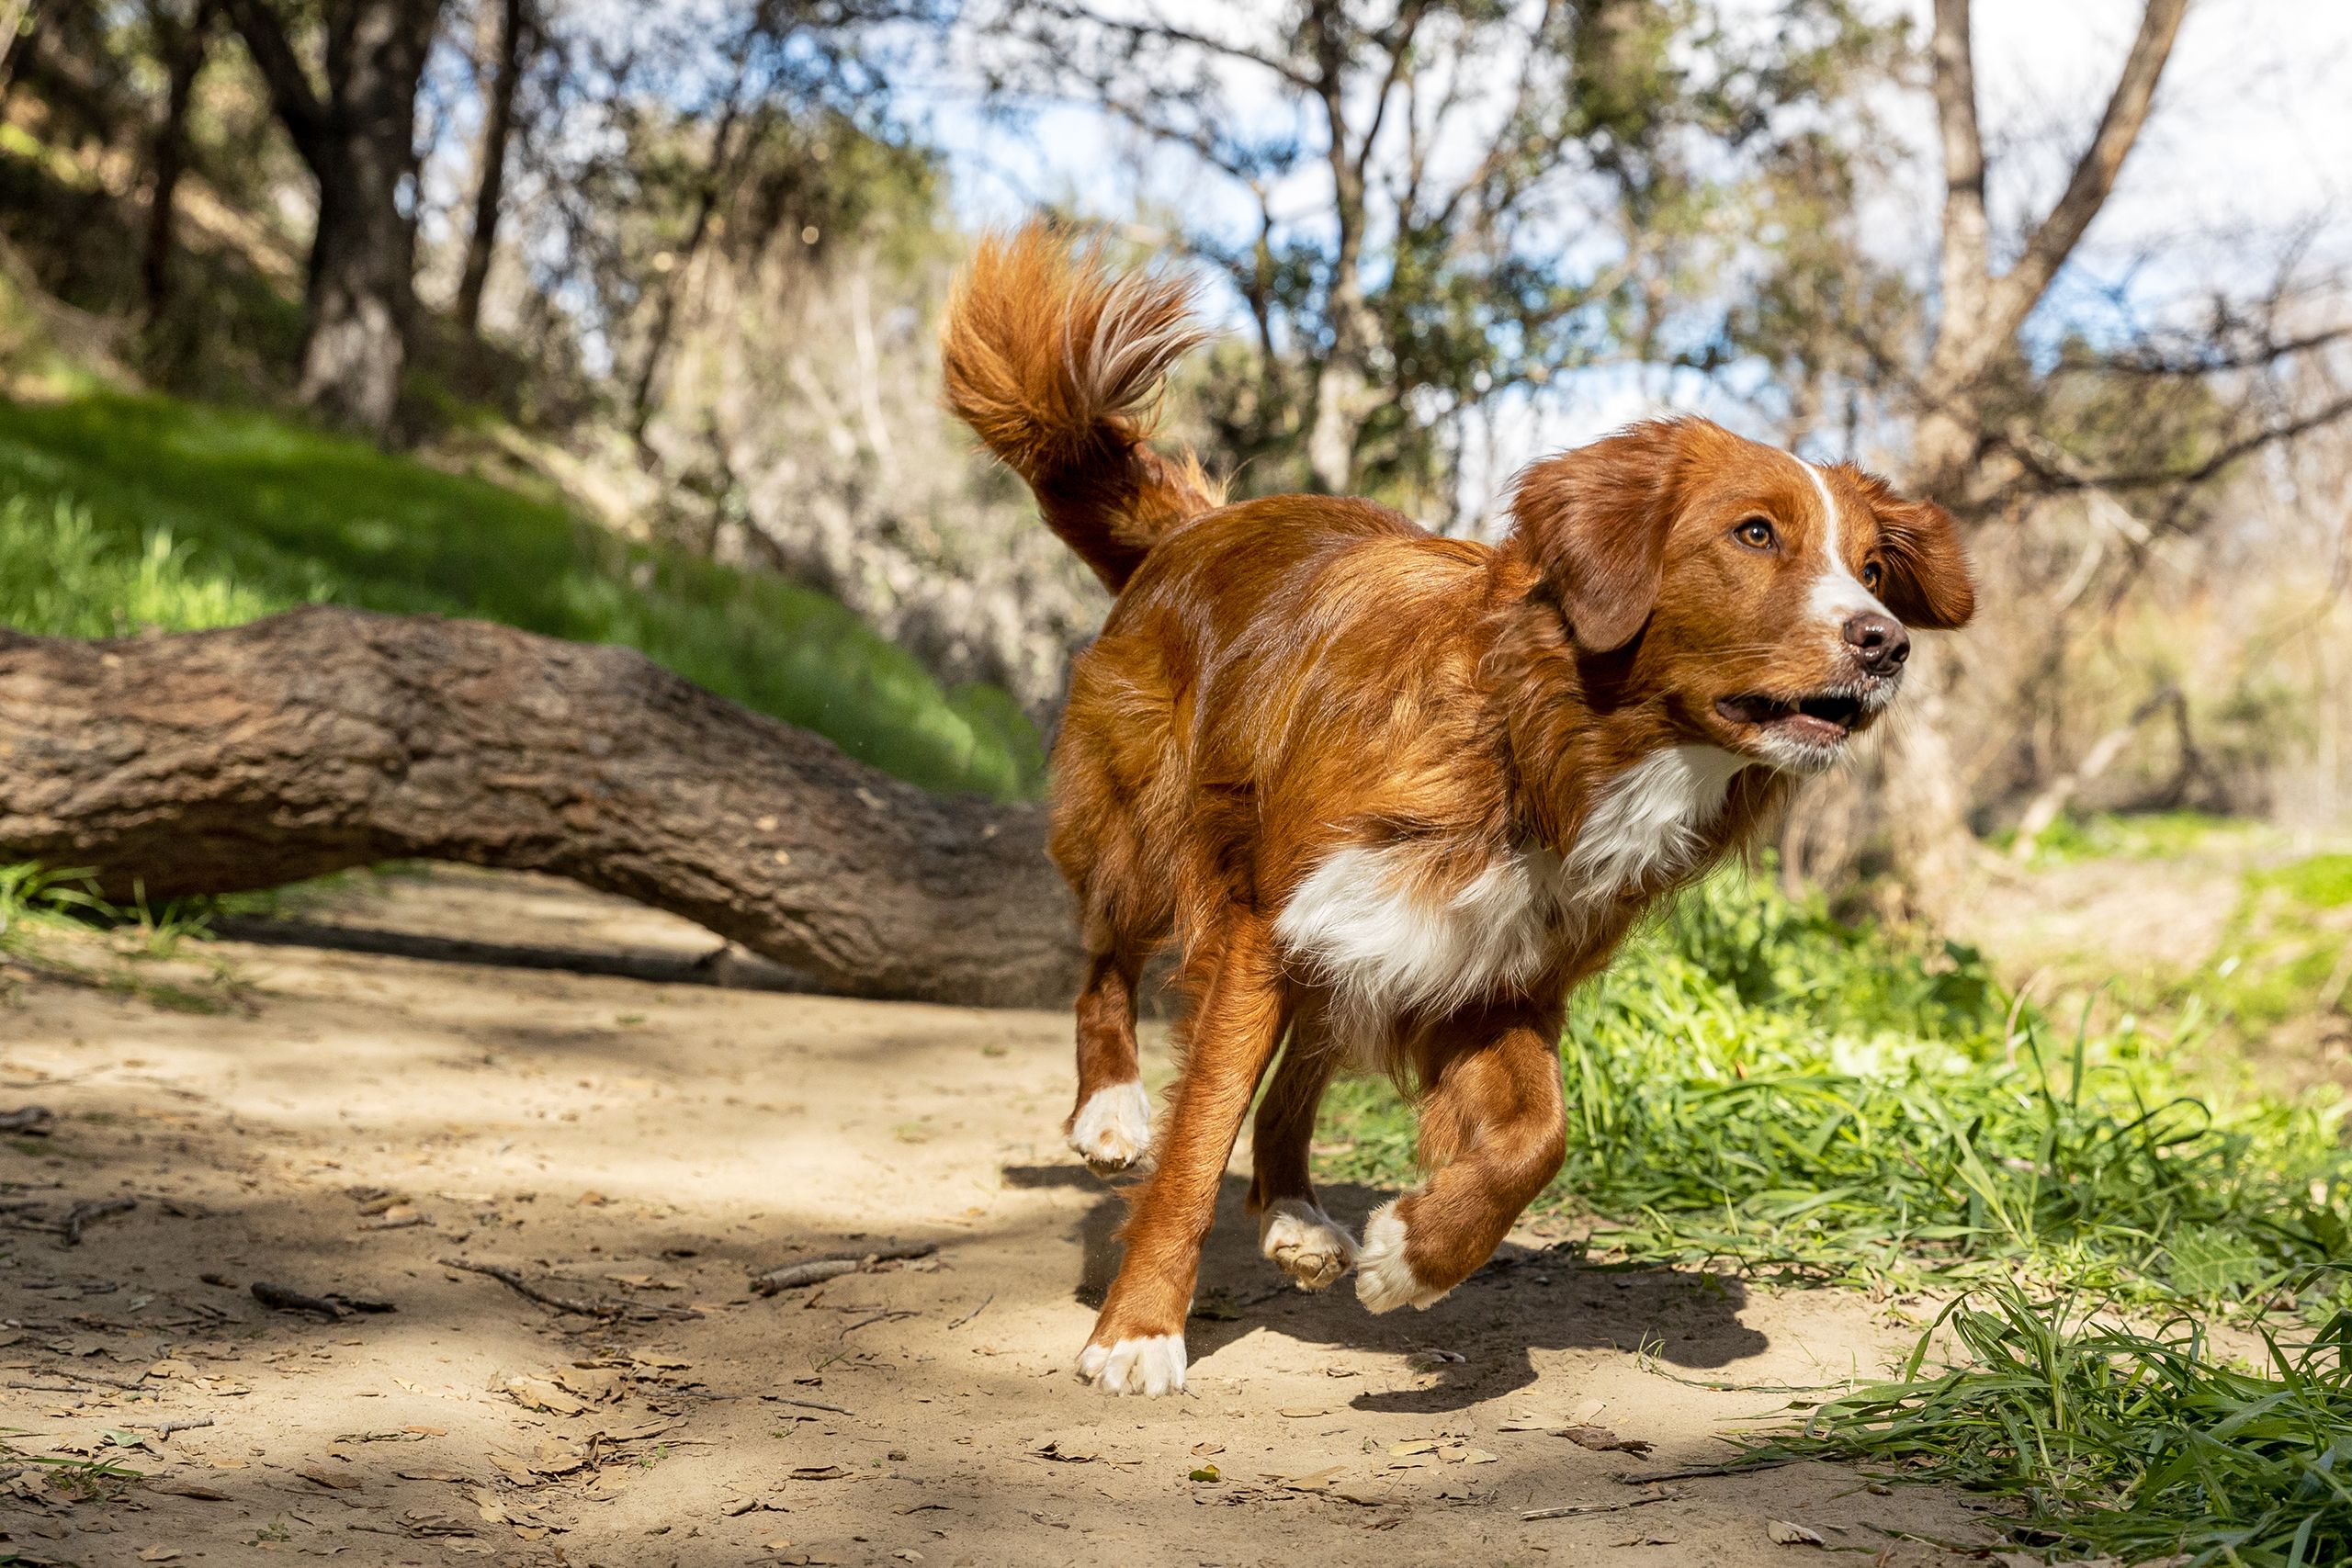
[1794,456,1892,628]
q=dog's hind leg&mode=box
[1066,946,1153,1177]
[1354,1005,1565,1314]
[1079,906,1288,1395]
[1245,1012,1356,1290]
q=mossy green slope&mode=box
[0,392,1044,798]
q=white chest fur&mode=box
[1273,746,1744,1029]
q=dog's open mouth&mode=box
[1715,691,1865,746]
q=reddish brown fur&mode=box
[940,223,1223,591]
[941,223,1975,1389]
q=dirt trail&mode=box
[2,871,1995,1566]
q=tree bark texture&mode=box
[0,607,1084,1009]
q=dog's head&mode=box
[1509,417,1974,773]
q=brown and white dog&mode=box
[941,224,1973,1397]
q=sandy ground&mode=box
[0,870,2003,1567]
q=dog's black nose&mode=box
[1842,612,1910,676]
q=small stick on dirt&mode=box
[438,1257,617,1317]
[129,1416,215,1439]
[948,1292,994,1330]
[841,1309,921,1336]
[328,1292,397,1314]
[0,1106,55,1135]
[1521,1489,1682,1522]
[251,1280,346,1320]
[1618,1455,1801,1485]
[767,1394,855,1416]
[7,1379,91,1393]
[750,1241,938,1295]
[61,1196,136,1247]
[63,1366,149,1391]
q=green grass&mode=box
[0,391,1045,798]
[2005,808,2245,866]
[2184,852,2352,1032]
[1315,871,2352,1562]
[1767,1290,2352,1566]
[1319,872,2352,1308]
[0,863,248,1012]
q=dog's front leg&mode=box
[1077,907,1288,1396]
[1356,1007,1566,1314]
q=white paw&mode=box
[1258,1198,1358,1290]
[1354,1199,1449,1313]
[1075,1334,1187,1396]
[1069,1080,1154,1175]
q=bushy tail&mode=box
[941,222,1221,592]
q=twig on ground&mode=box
[766,1394,855,1416]
[6,1379,90,1393]
[948,1292,994,1329]
[1618,1455,1801,1485]
[438,1257,617,1317]
[750,1241,938,1296]
[250,1280,345,1320]
[61,1196,135,1247]
[62,1366,148,1391]
[841,1309,920,1336]
[0,1105,55,1135]
[1522,1489,1682,1521]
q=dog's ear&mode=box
[1845,469,1975,630]
[1509,420,1698,653]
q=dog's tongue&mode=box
[1781,711,1849,744]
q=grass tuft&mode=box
[1767,1287,2352,1566]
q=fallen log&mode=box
[0,605,1082,1007]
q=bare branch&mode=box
[216,0,326,169]
[1012,0,1316,91]
[2000,392,2352,498]
[1984,0,2189,343]
[1351,0,1430,186]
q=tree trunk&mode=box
[453,0,524,336]
[1869,0,2188,920]
[299,0,439,431]
[0,607,1084,1009]
[222,0,444,436]
[1300,0,1374,495]
[142,0,214,321]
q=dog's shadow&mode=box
[1002,1163,1771,1414]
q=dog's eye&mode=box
[1861,560,1883,592]
[1734,518,1777,550]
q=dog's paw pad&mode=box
[1257,1198,1358,1291]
